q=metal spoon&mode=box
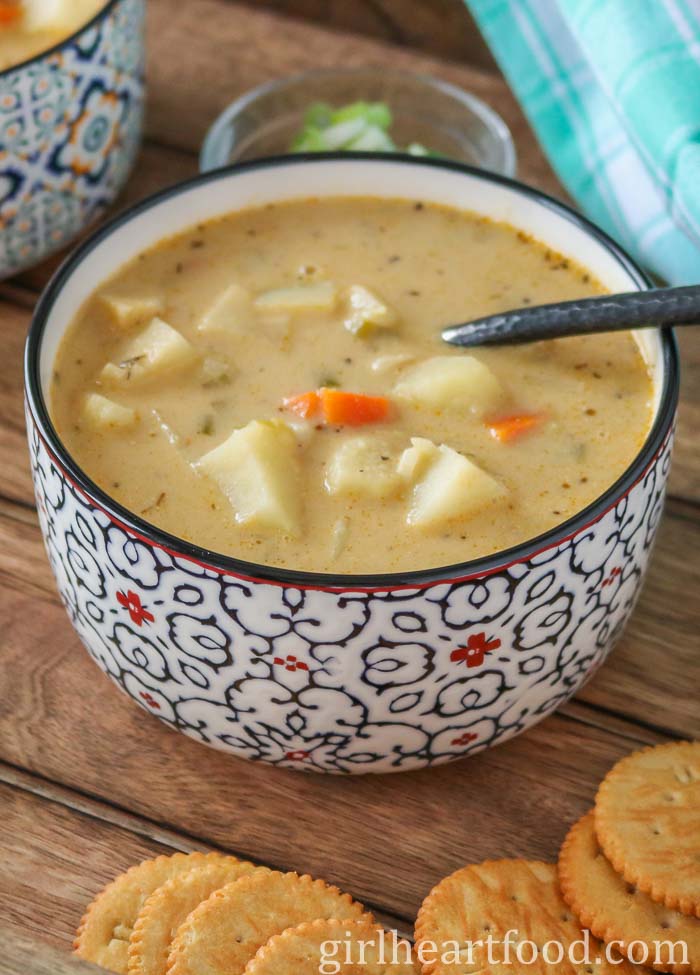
[442,283,700,347]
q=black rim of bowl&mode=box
[25,152,680,590]
[0,0,125,81]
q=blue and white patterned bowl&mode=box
[0,0,144,278]
[24,156,679,774]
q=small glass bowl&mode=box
[200,67,516,176]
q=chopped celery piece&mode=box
[304,102,334,128]
[289,99,435,157]
[321,117,369,149]
[348,125,396,152]
[333,101,393,129]
[407,142,431,156]
[290,127,330,152]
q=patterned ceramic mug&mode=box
[0,0,144,278]
[24,156,679,774]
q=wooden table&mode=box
[1,1,698,967]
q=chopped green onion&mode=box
[303,102,334,128]
[320,117,370,149]
[332,101,393,129]
[406,142,431,156]
[289,99,434,157]
[290,126,330,152]
[348,125,396,152]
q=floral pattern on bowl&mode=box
[0,0,144,278]
[27,414,674,774]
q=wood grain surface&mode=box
[3,924,108,975]
[0,0,697,969]
[0,780,179,949]
[233,0,497,69]
[0,637,665,922]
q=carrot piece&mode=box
[282,387,391,425]
[0,2,20,25]
[320,387,390,426]
[487,412,544,443]
[282,390,321,419]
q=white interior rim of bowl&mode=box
[199,67,517,177]
[25,153,680,590]
[0,0,123,81]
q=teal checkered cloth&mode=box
[466,0,700,284]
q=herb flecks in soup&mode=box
[50,198,654,573]
[0,0,104,71]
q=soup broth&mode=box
[0,0,104,71]
[50,197,654,574]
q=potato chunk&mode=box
[23,0,72,30]
[99,293,164,330]
[198,283,253,333]
[399,437,507,528]
[371,353,414,374]
[83,393,138,430]
[394,355,503,415]
[200,356,232,386]
[396,436,436,481]
[100,318,197,386]
[325,436,403,500]
[254,281,337,313]
[195,420,301,535]
[344,285,397,336]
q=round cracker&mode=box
[244,918,419,974]
[74,852,238,974]
[166,870,370,975]
[559,812,700,975]
[128,857,263,975]
[414,858,649,975]
[595,742,700,918]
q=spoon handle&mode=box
[442,284,700,347]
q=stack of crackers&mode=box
[559,741,699,972]
[74,854,418,974]
[416,741,699,975]
[74,741,698,975]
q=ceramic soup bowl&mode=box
[24,155,679,774]
[0,0,144,278]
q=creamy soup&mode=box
[50,197,654,574]
[0,0,104,71]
